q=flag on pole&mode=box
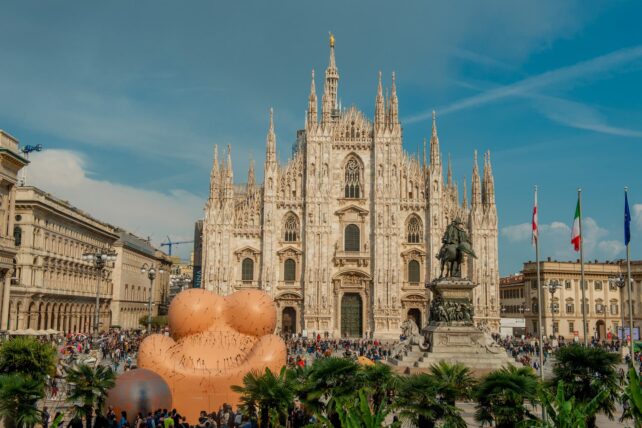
[625,191,631,246]
[532,188,538,246]
[571,198,581,251]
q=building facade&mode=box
[202,39,500,339]
[10,186,119,333]
[502,259,642,341]
[111,231,171,330]
[0,131,28,329]
[498,273,527,337]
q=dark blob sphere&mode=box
[106,369,172,421]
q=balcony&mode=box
[333,250,369,267]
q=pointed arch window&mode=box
[284,259,296,282]
[344,224,360,252]
[407,217,422,243]
[284,214,299,242]
[344,158,362,198]
[242,258,254,281]
[408,260,420,283]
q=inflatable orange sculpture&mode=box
[138,288,286,421]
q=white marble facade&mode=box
[202,39,499,339]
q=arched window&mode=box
[407,216,422,243]
[344,158,361,198]
[242,258,254,281]
[284,214,298,242]
[408,260,420,283]
[284,259,296,282]
[344,224,360,252]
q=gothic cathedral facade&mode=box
[202,40,500,339]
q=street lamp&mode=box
[547,280,560,338]
[609,274,632,342]
[82,249,117,335]
[141,263,165,333]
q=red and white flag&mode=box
[532,189,538,246]
[571,198,581,252]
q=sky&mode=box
[1,1,641,274]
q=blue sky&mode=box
[1,1,641,273]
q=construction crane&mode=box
[161,236,194,256]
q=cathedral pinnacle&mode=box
[322,35,339,123]
[483,150,495,206]
[266,107,276,161]
[389,71,399,127]
[462,177,468,209]
[429,110,440,167]
[447,153,453,187]
[209,144,220,199]
[375,71,385,126]
[247,159,255,190]
[471,150,481,207]
[308,70,317,126]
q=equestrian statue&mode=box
[437,218,477,278]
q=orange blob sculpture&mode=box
[138,288,286,421]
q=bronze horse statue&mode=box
[438,241,477,278]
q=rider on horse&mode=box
[437,218,477,277]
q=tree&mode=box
[0,374,44,428]
[551,344,621,427]
[66,364,116,428]
[231,366,296,427]
[0,337,56,383]
[474,365,538,428]
[429,361,476,406]
[297,357,363,427]
[332,389,398,428]
[394,373,466,428]
[138,315,168,330]
[360,363,401,409]
[623,366,642,426]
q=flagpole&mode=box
[534,185,546,422]
[626,187,634,359]
[578,188,588,346]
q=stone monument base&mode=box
[388,277,517,375]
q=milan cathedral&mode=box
[202,38,499,339]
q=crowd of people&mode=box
[283,334,394,366]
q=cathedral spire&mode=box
[447,153,453,187]
[423,137,427,171]
[375,71,385,127]
[462,176,468,209]
[307,69,317,126]
[209,144,220,199]
[483,150,495,206]
[266,108,276,163]
[247,159,255,191]
[322,33,339,123]
[429,110,441,167]
[471,150,481,207]
[389,71,399,128]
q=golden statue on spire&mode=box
[329,32,335,48]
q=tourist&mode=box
[119,411,129,428]
[68,416,84,428]
[51,412,64,428]
[135,413,145,428]
[42,406,50,428]
[145,413,155,428]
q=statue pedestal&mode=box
[389,277,516,374]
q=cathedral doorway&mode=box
[407,308,422,329]
[595,320,606,341]
[282,307,296,336]
[341,293,363,337]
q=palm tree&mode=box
[66,364,116,428]
[524,381,608,428]
[360,363,401,408]
[474,365,538,428]
[0,373,45,428]
[394,373,466,428]
[429,361,476,406]
[231,366,296,427]
[622,366,642,426]
[0,337,57,383]
[551,344,620,427]
[333,389,398,428]
[297,357,362,426]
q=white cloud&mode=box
[500,217,624,265]
[634,204,642,231]
[27,150,204,258]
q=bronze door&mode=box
[282,307,296,335]
[408,308,422,329]
[341,293,363,337]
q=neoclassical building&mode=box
[9,186,171,333]
[202,39,500,338]
[10,186,119,333]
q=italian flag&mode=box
[571,198,581,252]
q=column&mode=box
[0,272,10,329]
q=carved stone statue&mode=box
[392,318,428,357]
[436,218,477,278]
